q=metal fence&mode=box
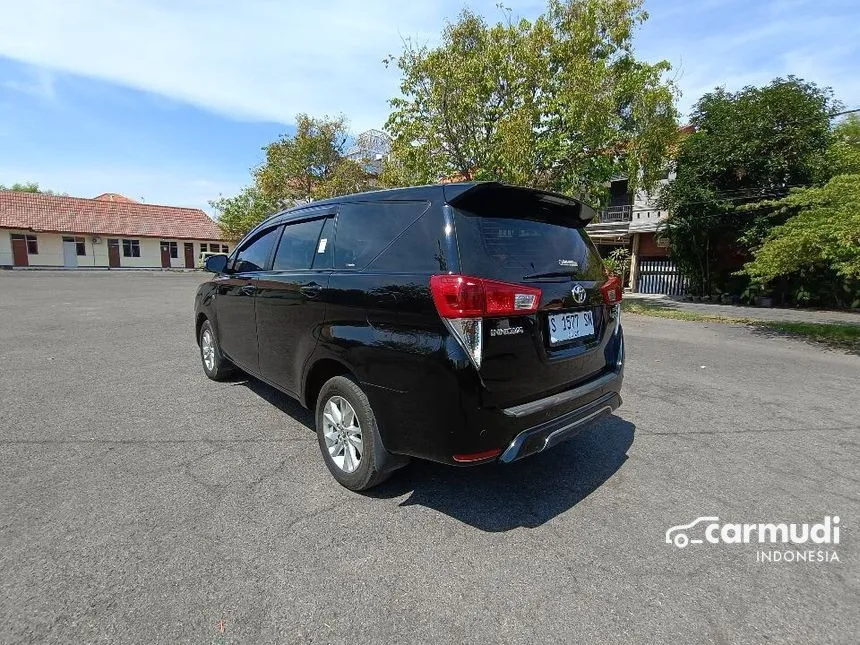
[637,257,687,295]
[600,205,633,222]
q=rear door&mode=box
[256,213,334,395]
[450,185,612,408]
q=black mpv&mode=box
[195,182,624,490]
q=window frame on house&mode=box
[10,233,39,255]
[167,241,178,259]
[122,238,141,258]
[26,235,38,254]
[64,236,87,256]
[200,243,208,253]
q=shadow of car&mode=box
[240,375,635,532]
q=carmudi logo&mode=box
[665,516,842,563]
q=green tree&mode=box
[823,114,860,177]
[0,181,56,194]
[383,0,678,201]
[740,116,860,307]
[742,174,860,307]
[659,77,836,295]
[210,186,279,241]
[213,114,375,239]
[256,114,372,205]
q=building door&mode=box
[107,239,121,268]
[62,237,78,268]
[11,236,28,267]
[160,242,171,268]
[184,242,195,268]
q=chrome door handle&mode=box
[300,284,323,298]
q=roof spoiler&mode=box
[443,182,597,225]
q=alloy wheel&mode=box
[201,329,215,372]
[322,395,363,473]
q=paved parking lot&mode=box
[1,271,858,644]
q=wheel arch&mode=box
[302,357,353,410]
[195,312,208,345]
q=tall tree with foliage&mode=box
[212,114,375,239]
[659,77,836,296]
[383,0,678,201]
[741,116,860,307]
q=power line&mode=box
[830,108,860,118]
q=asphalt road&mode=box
[1,271,857,644]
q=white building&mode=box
[586,176,686,295]
[0,192,228,269]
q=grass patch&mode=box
[621,300,860,352]
[621,301,749,324]
[758,320,860,347]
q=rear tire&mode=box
[198,319,236,381]
[315,375,398,491]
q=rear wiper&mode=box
[522,271,578,281]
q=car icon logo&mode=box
[665,516,720,548]
[571,284,586,304]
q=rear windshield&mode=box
[453,209,605,283]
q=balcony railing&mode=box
[597,205,633,223]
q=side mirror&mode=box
[204,254,229,274]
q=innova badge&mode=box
[571,284,587,304]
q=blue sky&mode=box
[0,0,857,214]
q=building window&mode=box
[76,237,86,256]
[200,243,208,253]
[11,234,38,254]
[122,239,141,257]
[168,241,178,258]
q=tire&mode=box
[198,319,236,381]
[315,375,399,491]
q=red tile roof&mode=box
[0,191,222,240]
[93,192,138,203]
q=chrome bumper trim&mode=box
[499,401,615,464]
[501,369,620,418]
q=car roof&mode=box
[260,181,590,229]
[263,183,475,226]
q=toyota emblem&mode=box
[571,284,587,304]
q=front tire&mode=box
[315,375,395,491]
[198,319,235,381]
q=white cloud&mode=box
[0,0,518,132]
[639,1,860,118]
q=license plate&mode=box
[548,310,595,345]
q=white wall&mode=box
[1,229,228,268]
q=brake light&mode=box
[429,275,541,318]
[600,275,623,305]
[430,274,542,370]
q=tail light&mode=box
[430,274,541,369]
[600,275,623,305]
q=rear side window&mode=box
[272,218,328,271]
[453,208,605,283]
[334,201,431,270]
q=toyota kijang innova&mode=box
[195,182,624,490]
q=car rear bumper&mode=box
[498,390,621,463]
[361,325,624,465]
